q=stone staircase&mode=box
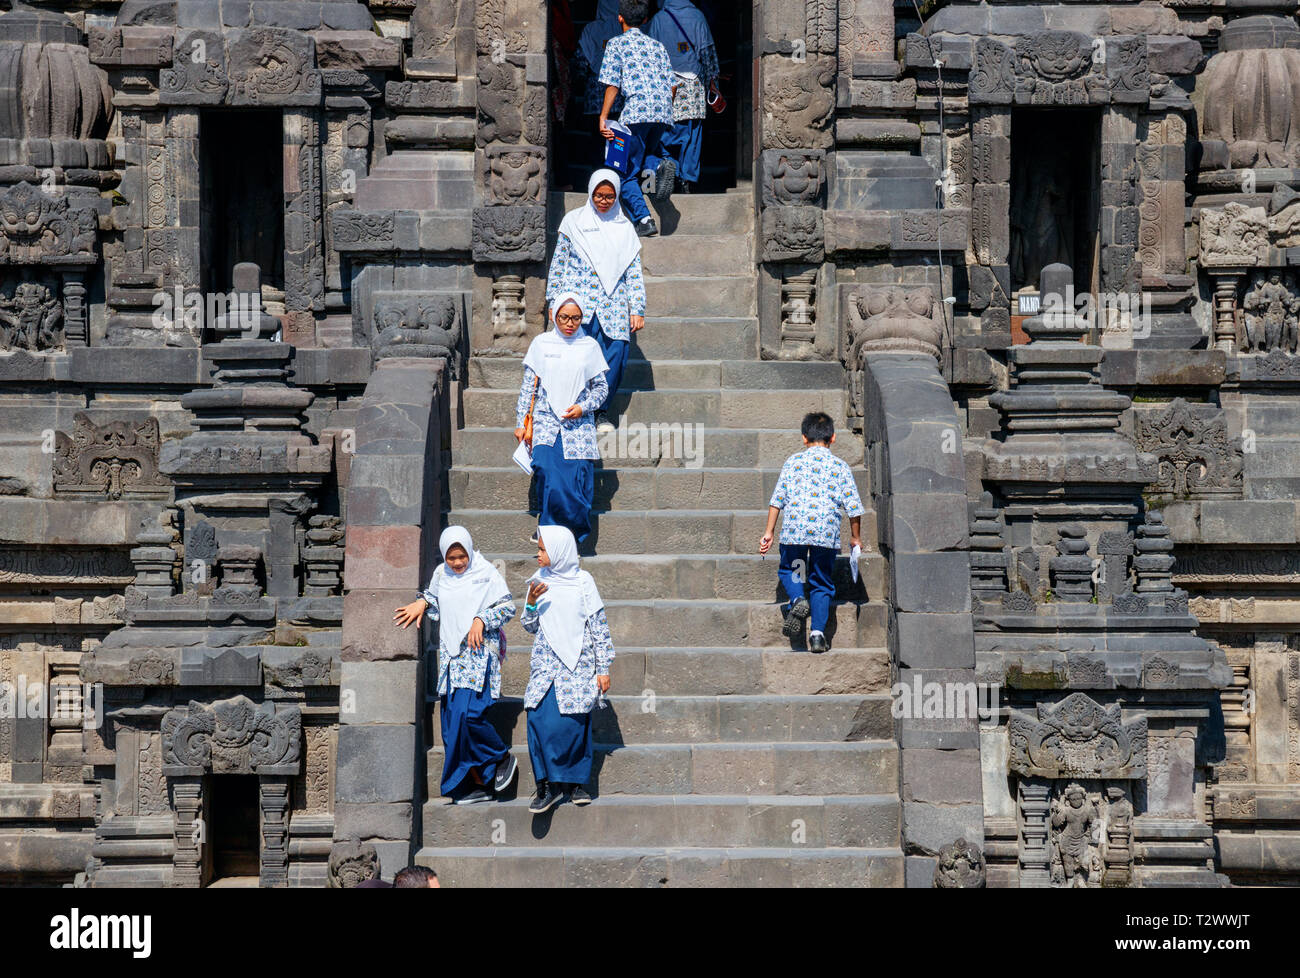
[415,186,903,886]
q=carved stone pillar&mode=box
[170,776,204,888]
[1018,779,1052,887]
[1211,269,1246,353]
[260,777,291,888]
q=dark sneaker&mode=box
[596,411,615,435]
[493,754,518,794]
[782,597,811,638]
[529,782,562,814]
[635,217,658,237]
[653,158,676,201]
[455,786,493,805]
[808,631,829,653]
[570,784,592,806]
[679,180,694,194]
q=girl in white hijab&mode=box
[546,168,646,434]
[520,524,614,813]
[394,526,517,805]
[515,291,609,544]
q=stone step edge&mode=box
[424,793,899,809]
[416,845,903,857]
[427,741,899,755]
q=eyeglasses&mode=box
[592,193,617,204]
[556,313,582,325]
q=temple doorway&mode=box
[199,109,285,299]
[551,1,752,192]
[207,775,261,886]
[1009,108,1101,298]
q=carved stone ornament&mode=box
[161,695,302,775]
[1008,692,1148,779]
[1198,203,1268,267]
[52,413,169,499]
[933,838,987,888]
[160,28,322,107]
[969,32,1147,107]
[1136,399,1244,496]
[845,284,943,361]
[761,206,825,263]
[761,55,835,150]
[485,144,546,205]
[0,183,97,265]
[759,149,826,208]
[0,281,63,351]
[372,293,464,362]
[328,836,380,888]
[471,206,546,262]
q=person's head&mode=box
[439,526,474,575]
[592,180,618,214]
[618,0,649,28]
[801,411,836,447]
[393,865,440,888]
[554,300,582,337]
[537,525,579,575]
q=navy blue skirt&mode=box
[525,684,593,786]
[440,680,510,797]
[532,443,594,543]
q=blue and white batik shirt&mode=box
[422,591,516,699]
[515,367,608,460]
[769,445,865,551]
[597,28,675,126]
[546,232,646,343]
[521,606,616,715]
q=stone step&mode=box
[467,357,846,391]
[644,275,756,318]
[487,596,888,651]
[462,551,882,603]
[448,426,864,468]
[430,694,894,747]
[495,646,892,698]
[448,465,870,520]
[415,844,903,887]
[549,189,754,236]
[602,647,892,696]
[425,740,899,797]
[421,794,900,850]
[460,386,847,431]
[447,508,874,561]
[639,232,756,277]
[627,317,759,360]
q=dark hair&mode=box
[393,865,439,888]
[619,0,649,26]
[801,412,835,445]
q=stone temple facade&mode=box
[0,0,1298,887]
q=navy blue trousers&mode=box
[525,685,593,786]
[439,681,510,797]
[532,442,594,543]
[615,122,667,222]
[659,118,703,184]
[777,543,837,634]
[583,313,628,410]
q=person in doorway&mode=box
[548,168,645,434]
[393,527,518,805]
[648,0,719,193]
[515,292,609,544]
[758,412,865,653]
[574,0,624,122]
[598,0,676,236]
[521,525,614,814]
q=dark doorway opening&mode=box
[199,109,284,297]
[551,1,751,192]
[208,775,261,884]
[1009,108,1101,297]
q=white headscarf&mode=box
[557,169,642,297]
[429,527,510,659]
[578,0,622,70]
[528,525,605,672]
[522,291,609,418]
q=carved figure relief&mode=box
[1008,693,1148,779]
[761,56,835,150]
[486,145,545,205]
[1050,783,1099,887]
[0,281,63,351]
[1242,271,1300,353]
[161,696,302,774]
